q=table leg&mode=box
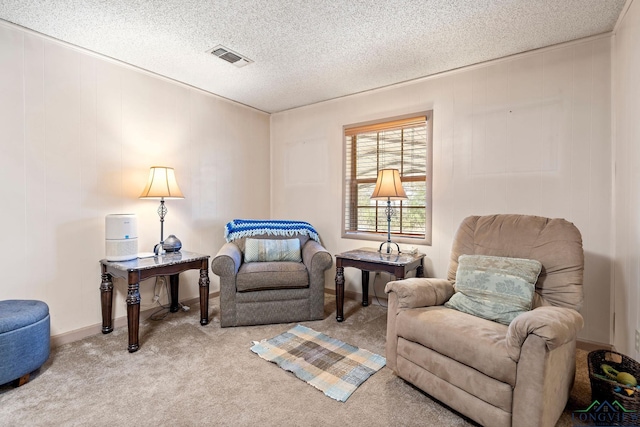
[100,273,113,334]
[199,268,210,326]
[417,263,424,278]
[126,282,141,353]
[169,275,179,312]
[361,270,370,307]
[335,266,345,322]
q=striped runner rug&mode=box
[250,324,386,402]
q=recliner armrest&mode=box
[505,306,584,362]
[211,242,242,277]
[384,277,454,309]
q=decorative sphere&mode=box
[163,235,182,252]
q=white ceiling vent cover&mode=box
[206,45,253,68]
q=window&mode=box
[342,112,432,245]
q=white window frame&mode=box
[341,111,433,246]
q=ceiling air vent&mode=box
[206,45,253,68]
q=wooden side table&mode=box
[334,248,425,322]
[100,251,210,352]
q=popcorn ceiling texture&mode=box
[0,0,626,113]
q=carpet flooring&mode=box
[0,295,593,426]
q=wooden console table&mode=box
[334,248,425,322]
[100,251,210,352]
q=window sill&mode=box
[341,231,431,247]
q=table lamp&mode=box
[139,166,184,254]
[370,168,408,254]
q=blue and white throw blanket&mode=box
[224,219,320,243]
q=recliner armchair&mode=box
[385,214,584,427]
[211,220,332,327]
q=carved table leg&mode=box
[361,270,370,307]
[169,274,179,312]
[335,266,345,322]
[417,264,424,278]
[199,268,210,326]
[100,273,114,334]
[126,282,141,353]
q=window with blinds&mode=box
[342,112,432,245]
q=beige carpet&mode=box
[0,295,592,426]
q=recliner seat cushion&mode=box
[395,305,516,386]
[236,262,309,292]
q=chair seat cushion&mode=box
[237,262,309,292]
[395,305,516,386]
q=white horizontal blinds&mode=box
[344,115,428,237]
[397,124,428,236]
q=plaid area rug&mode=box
[250,324,386,402]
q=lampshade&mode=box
[139,166,184,199]
[370,169,408,200]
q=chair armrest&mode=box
[384,277,454,309]
[211,242,242,277]
[505,306,584,362]
[301,240,333,273]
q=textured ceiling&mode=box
[0,1,627,113]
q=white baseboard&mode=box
[50,292,220,348]
[576,338,613,351]
[51,289,610,352]
[324,286,387,306]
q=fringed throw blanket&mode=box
[250,325,386,402]
[224,219,320,243]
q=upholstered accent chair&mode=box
[385,214,584,427]
[211,231,332,327]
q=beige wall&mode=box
[612,0,640,357]
[0,18,624,348]
[0,22,270,337]
[271,36,613,344]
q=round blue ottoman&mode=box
[0,300,50,386]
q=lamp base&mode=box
[153,243,166,256]
[378,241,401,254]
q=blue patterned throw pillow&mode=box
[244,238,302,262]
[444,254,542,325]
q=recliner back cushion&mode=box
[447,215,584,311]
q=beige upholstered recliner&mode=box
[211,221,332,327]
[385,214,584,427]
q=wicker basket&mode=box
[588,350,640,412]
